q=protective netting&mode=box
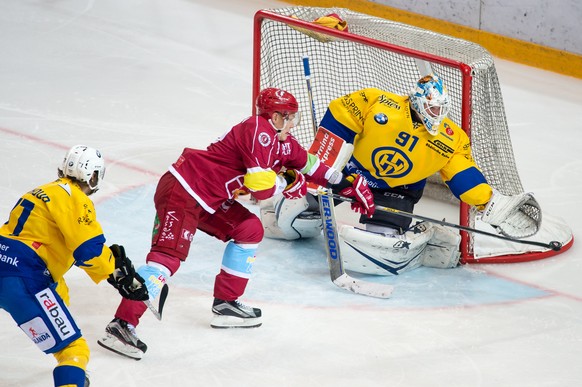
[254,7,572,261]
[258,7,523,198]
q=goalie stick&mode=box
[320,190,562,252]
[303,55,393,298]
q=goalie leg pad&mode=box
[421,224,461,268]
[260,195,322,240]
[339,224,434,275]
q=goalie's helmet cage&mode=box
[256,87,299,120]
[59,144,106,191]
[409,74,451,135]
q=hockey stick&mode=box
[144,283,168,321]
[303,56,393,298]
[144,300,162,320]
[320,190,562,251]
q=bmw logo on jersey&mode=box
[374,112,388,125]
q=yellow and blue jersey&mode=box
[320,88,492,208]
[0,177,115,304]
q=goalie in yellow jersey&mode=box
[262,75,541,275]
[0,145,148,387]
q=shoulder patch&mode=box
[258,132,271,147]
[57,183,72,196]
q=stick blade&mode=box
[333,273,393,298]
[144,283,169,321]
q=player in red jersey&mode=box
[98,88,375,360]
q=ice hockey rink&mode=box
[1,0,581,386]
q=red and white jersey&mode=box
[169,116,332,213]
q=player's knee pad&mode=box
[53,337,90,369]
[339,223,434,275]
[420,224,461,268]
[221,241,258,279]
[226,208,265,244]
[260,195,321,240]
[238,214,265,244]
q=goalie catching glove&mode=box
[107,244,149,301]
[480,190,542,238]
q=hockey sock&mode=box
[214,242,257,300]
[220,242,257,279]
[53,365,85,387]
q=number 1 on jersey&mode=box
[395,132,419,152]
[10,198,35,236]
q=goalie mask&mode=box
[58,144,106,193]
[409,74,451,135]
[256,88,300,129]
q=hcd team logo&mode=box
[371,147,413,178]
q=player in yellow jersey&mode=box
[0,145,148,387]
[263,75,540,275]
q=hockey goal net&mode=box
[252,7,573,263]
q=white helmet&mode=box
[409,74,451,135]
[59,145,105,192]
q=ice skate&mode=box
[211,298,262,329]
[97,318,147,360]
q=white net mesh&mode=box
[258,7,523,197]
[254,7,572,261]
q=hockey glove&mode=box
[107,244,149,301]
[480,190,541,238]
[281,169,307,200]
[313,13,349,32]
[339,174,376,216]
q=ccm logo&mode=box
[35,289,74,340]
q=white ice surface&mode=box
[1,1,581,386]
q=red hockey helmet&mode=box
[256,88,299,120]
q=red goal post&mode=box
[252,7,573,263]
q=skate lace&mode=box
[126,322,139,338]
[234,300,250,309]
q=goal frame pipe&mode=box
[251,9,571,263]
